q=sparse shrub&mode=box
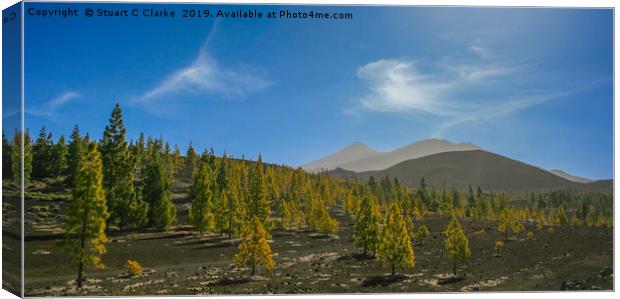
[512,221,525,235]
[474,229,485,237]
[536,221,544,231]
[495,240,504,256]
[547,227,555,235]
[414,224,430,245]
[527,231,534,240]
[126,260,144,276]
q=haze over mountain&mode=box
[302,142,381,172]
[548,169,593,184]
[329,150,611,194]
[302,139,480,172]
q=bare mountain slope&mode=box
[302,142,381,172]
[549,169,593,184]
[338,139,481,172]
[329,150,612,193]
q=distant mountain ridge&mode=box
[302,142,381,172]
[302,139,480,172]
[328,150,611,194]
[549,169,593,184]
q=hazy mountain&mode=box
[337,139,481,172]
[549,169,593,184]
[302,142,381,172]
[329,150,612,194]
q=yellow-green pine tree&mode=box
[377,203,415,276]
[189,154,215,233]
[443,218,471,276]
[234,217,276,276]
[61,142,109,288]
[555,205,568,226]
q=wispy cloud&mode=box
[350,55,596,138]
[137,28,272,104]
[27,91,81,117]
[468,41,490,58]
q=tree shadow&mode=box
[208,277,251,286]
[361,274,407,287]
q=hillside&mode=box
[549,169,593,183]
[337,139,480,172]
[302,142,381,172]
[329,150,612,193]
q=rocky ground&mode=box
[2,179,613,296]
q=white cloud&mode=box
[351,56,591,138]
[469,45,489,58]
[138,43,272,103]
[27,91,80,117]
[356,59,454,116]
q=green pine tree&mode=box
[100,103,148,230]
[50,135,68,177]
[353,194,381,256]
[248,154,271,229]
[3,131,13,179]
[189,152,215,233]
[60,142,109,289]
[67,125,84,185]
[142,139,175,230]
[12,130,32,184]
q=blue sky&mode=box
[17,4,613,179]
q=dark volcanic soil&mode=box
[16,212,614,296]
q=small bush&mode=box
[527,231,534,240]
[495,240,504,256]
[126,260,144,276]
[547,227,555,235]
[474,229,485,237]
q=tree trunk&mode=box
[77,260,84,289]
[453,260,457,276]
[391,263,395,276]
[251,264,256,276]
[77,205,90,289]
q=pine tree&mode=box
[100,103,148,230]
[234,217,276,276]
[498,208,512,240]
[67,125,84,185]
[50,135,68,177]
[248,154,271,229]
[60,142,109,288]
[308,194,339,234]
[555,205,568,226]
[172,145,182,173]
[189,152,215,232]
[32,126,51,178]
[12,130,32,184]
[414,224,430,246]
[3,131,13,179]
[142,144,176,230]
[353,194,381,256]
[443,218,471,276]
[511,220,525,235]
[377,203,415,276]
[185,142,199,175]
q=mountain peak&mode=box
[344,141,373,150]
[301,142,381,172]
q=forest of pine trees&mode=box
[2,103,614,285]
